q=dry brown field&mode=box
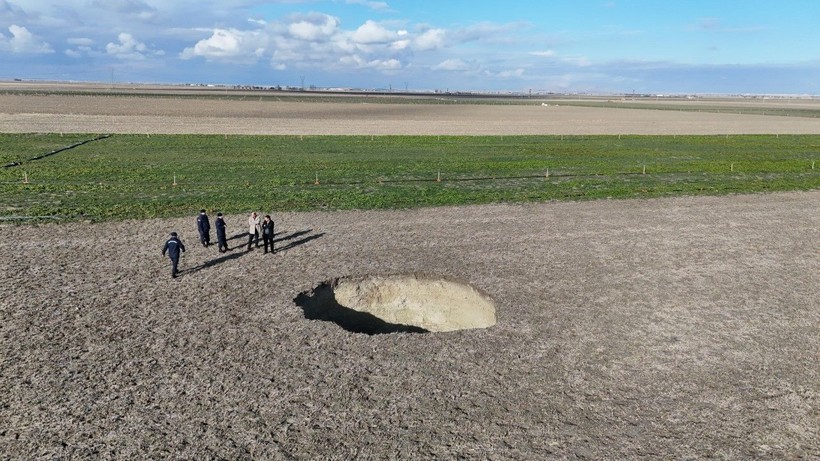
[1,83,818,459]
[1,82,819,135]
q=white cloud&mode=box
[65,37,97,58]
[496,68,525,78]
[352,20,395,44]
[413,28,445,51]
[562,56,591,67]
[433,59,470,71]
[530,49,591,67]
[372,58,401,70]
[339,54,401,70]
[180,28,267,61]
[64,48,84,57]
[0,24,53,53]
[67,37,94,46]
[180,13,417,74]
[390,38,410,50]
[288,13,340,42]
[2,1,587,86]
[106,32,162,60]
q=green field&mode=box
[547,100,820,119]
[1,133,818,222]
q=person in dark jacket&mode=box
[162,232,186,278]
[215,212,228,253]
[261,214,275,254]
[196,209,211,247]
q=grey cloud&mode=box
[451,21,529,44]
[0,0,26,18]
[91,0,158,21]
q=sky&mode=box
[1,0,819,94]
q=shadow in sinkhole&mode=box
[294,282,429,335]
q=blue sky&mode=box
[1,0,818,94]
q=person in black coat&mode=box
[161,232,186,278]
[196,209,211,247]
[261,214,275,254]
[215,212,228,253]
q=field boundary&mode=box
[2,134,110,168]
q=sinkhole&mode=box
[294,274,497,334]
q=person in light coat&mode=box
[247,211,261,251]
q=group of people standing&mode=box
[195,209,230,252]
[162,209,276,278]
[246,211,276,254]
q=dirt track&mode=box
[1,87,819,459]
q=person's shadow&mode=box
[227,232,247,243]
[178,229,325,276]
[182,251,247,276]
[274,229,325,252]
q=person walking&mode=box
[247,211,261,251]
[261,214,275,254]
[196,209,211,247]
[215,212,228,253]
[162,232,186,278]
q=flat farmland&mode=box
[1,84,820,135]
[1,84,818,460]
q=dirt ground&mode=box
[1,91,820,135]
[1,86,819,459]
[1,192,818,459]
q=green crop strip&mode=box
[1,134,818,222]
[546,100,820,118]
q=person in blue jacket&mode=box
[196,209,211,247]
[162,232,186,278]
